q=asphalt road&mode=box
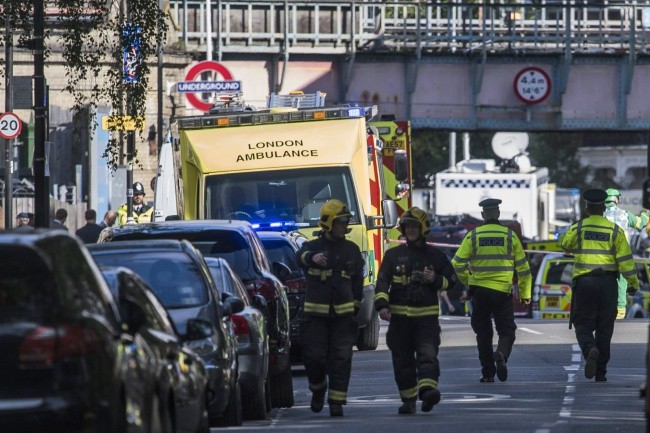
[222,317,648,433]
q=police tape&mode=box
[387,239,570,255]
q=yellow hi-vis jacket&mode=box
[559,214,639,289]
[451,222,532,299]
[117,204,154,225]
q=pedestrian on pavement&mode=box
[51,208,68,231]
[296,199,364,417]
[14,212,35,232]
[75,209,103,244]
[603,188,648,319]
[375,207,457,415]
[99,210,118,229]
[451,198,532,383]
[117,182,153,225]
[560,188,639,382]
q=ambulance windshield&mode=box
[205,167,360,227]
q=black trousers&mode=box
[470,286,516,378]
[386,315,441,402]
[572,273,618,377]
[301,315,358,404]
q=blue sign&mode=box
[123,25,142,84]
[176,81,242,93]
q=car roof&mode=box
[88,238,187,252]
[110,219,253,236]
[0,229,76,245]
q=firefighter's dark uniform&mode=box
[297,199,364,416]
[451,198,532,383]
[559,188,639,381]
[375,207,457,414]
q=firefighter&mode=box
[603,188,648,319]
[451,198,531,383]
[296,199,364,417]
[375,207,457,414]
[560,188,639,381]
[117,182,154,225]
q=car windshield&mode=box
[0,247,55,321]
[204,166,359,227]
[91,251,208,308]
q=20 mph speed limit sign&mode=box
[513,67,551,105]
[0,112,23,140]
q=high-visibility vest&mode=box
[451,222,531,299]
[559,214,638,288]
[117,204,153,225]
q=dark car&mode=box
[87,239,243,427]
[99,220,294,408]
[204,257,270,420]
[100,266,211,433]
[257,231,307,362]
[0,231,141,433]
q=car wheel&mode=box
[220,380,243,426]
[270,361,294,408]
[356,310,379,351]
[243,374,268,420]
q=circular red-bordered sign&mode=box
[184,61,234,112]
[513,67,551,105]
[0,112,23,139]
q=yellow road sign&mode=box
[101,115,145,131]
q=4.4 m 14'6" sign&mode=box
[514,66,551,105]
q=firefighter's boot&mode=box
[310,388,326,413]
[329,403,344,417]
[420,388,441,412]
[398,400,416,415]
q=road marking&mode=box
[519,327,543,335]
[559,347,582,418]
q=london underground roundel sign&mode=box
[183,61,234,112]
[513,66,551,105]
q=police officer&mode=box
[604,188,648,319]
[296,199,364,417]
[560,189,639,381]
[375,207,457,414]
[117,182,153,225]
[451,198,531,383]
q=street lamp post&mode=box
[33,0,49,228]
[4,5,14,229]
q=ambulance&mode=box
[154,91,412,350]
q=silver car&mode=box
[204,257,270,420]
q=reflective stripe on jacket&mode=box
[451,222,532,299]
[559,214,639,288]
[374,240,457,317]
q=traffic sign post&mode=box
[0,112,23,140]
[513,66,551,104]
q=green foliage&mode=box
[0,0,167,170]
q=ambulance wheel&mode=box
[356,311,379,351]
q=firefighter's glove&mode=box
[627,286,638,296]
[422,266,436,284]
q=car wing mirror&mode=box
[186,318,215,341]
[272,261,292,283]
[224,296,245,316]
[251,294,267,313]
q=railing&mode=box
[167,0,650,56]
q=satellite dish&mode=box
[491,132,529,160]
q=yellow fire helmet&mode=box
[399,206,431,236]
[319,199,352,231]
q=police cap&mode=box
[133,182,145,196]
[479,198,502,210]
[582,188,608,205]
[16,212,30,219]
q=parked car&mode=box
[256,231,307,362]
[0,231,142,433]
[87,239,243,427]
[100,266,210,433]
[99,220,294,408]
[532,253,650,319]
[204,257,270,420]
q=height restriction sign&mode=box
[513,67,551,104]
[0,112,23,140]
